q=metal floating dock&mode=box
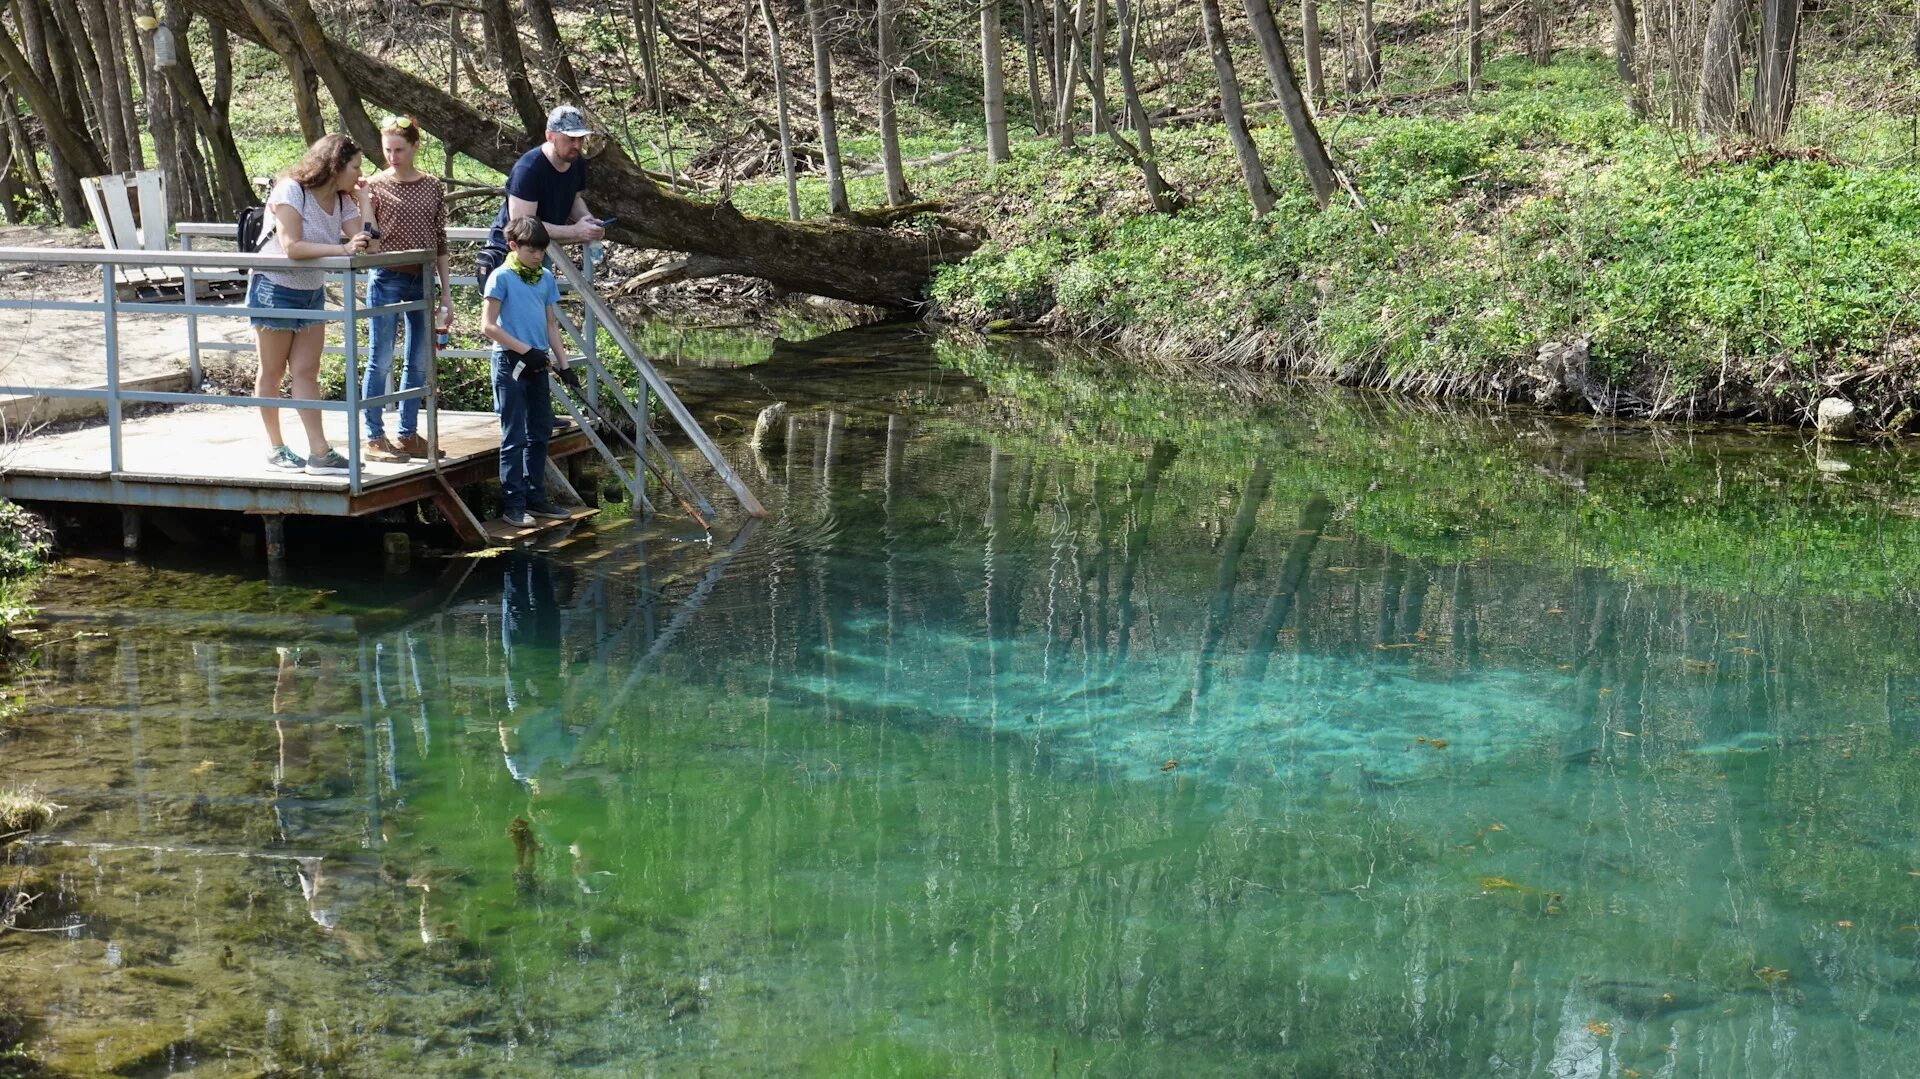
[0,407,593,519]
[0,222,760,556]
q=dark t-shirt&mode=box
[486,146,588,251]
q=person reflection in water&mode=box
[497,554,573,795]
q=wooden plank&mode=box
[431,475,488,549]
[100,175,142,253]
[79,178,116,249]
[482,506,598,545]
[544,459,586,507]
[133,171,169,250]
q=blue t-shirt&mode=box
[484,265,561,355]
[486,146,588,250]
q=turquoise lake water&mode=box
[3,330,1920,1076]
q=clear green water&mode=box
[5,331,1920,1077]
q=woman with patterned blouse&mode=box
[363,115,453,462]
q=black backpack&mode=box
[236,203,268,253]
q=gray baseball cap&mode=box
[546,105,593,137]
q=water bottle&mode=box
[436,331,450,349]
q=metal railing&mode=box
[0,242,437,496]
[178,223,666,511]
[2,222,762,521]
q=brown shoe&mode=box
[397,433,445,460]
[366,436,411,463]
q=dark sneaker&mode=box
[366,436,410,463]
[397,433,445,460]
[526,502,569,520]
[305,449,352,476]
[266,445,305,471]
[502,511,535,527]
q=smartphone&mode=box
[595,217,618,229]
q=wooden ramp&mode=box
[0,407,597,546]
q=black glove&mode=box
[516,346,551,374]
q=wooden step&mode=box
[481,506,599,545]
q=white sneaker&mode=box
[502,512,535,527]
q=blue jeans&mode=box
[363,269,428,440]
[493,353,551,514]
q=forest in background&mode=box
[2,1,1919,426]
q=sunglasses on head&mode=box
[381,116,414,130]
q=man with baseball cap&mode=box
[476,105,610,283]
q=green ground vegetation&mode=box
[0,502,49,636]
[867,47,1920,430]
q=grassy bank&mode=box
[734,50,1920,431]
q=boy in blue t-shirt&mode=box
[481,217,570,526]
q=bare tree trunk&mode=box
[37,1,95,156]
[1023,0,1048,133]
[1614,0,1650,116]
[1750,0,1800,141]
[480,0,548,137]
[147,4,218,222]
[1360,0,1382,87]
[1697,0,1749,134]
[523,0,585,105]
[165,13,254,215]
[238,0,326,142]
[805,0,850,214]
[1055,0,1084,147]
[1467,0,1483,96]
[981,0,1012,163]
[0,116,23,223]
[1244,0,1339,208]
[1052,0,1070,124]
[758,0,801,220]
[283,0,383,153]
[101,0,147,168]
[0,6,97,221]
[0,91,50,209]
[1302,0,1327,108]
[1530,0,1555,65]
[1613,0,1637,82]
[630,0,662,111]
[1112,0,1176,211]
[877,0,912,199]
[1098,0,1113,131]
[1199,0,1276,217]
[56,0,124,173]
[1089,0,1109,132]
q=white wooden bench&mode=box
[81,170,244,301]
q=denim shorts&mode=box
[247,275,327,331]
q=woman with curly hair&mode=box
[248,133,371,476]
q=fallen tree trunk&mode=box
[179,0,980,307]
